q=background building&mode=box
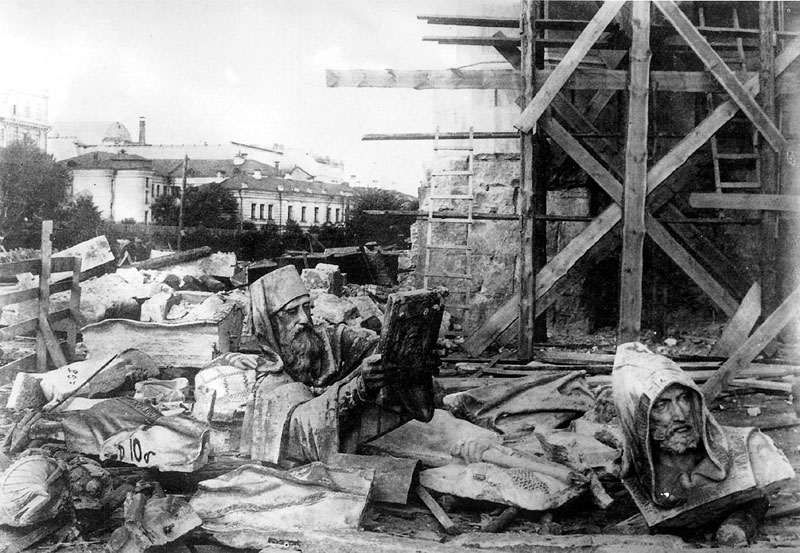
[0,90,49,150]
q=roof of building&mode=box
[151,158,281,179]
[50,121,133,145]
[61,151,152,170]
[231,140,284,154]
[220,173,353,196]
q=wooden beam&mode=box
[325,69,521,90]
[759,0,781,320]
[36,221,51,372]
[712,283,761,357]
[66,256,82,360]
[418,14,519,28]
[464,37,800,356]
[516,1,624,132]
[519,0,538,359]
[491,31,522,69]
[619,0,651,342]
[703,285,800,402]
[654,0,786,152]
[363,132,519,141]
[644,213,739,316]
[327,67,799,93]
[689,193,800,212]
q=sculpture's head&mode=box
[649,383,701,455]
[612,343,730,507]
[250,266,326,384]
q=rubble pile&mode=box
[0,239,798,552]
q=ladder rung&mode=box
[430,194,474,200]
[431,171,474,177]
[426,245,471,251]
[719,181,761,188]
[423,272,472,280]
[716,153,758,160]
[428,218,475,224]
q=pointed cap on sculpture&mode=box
[252,265,309,315]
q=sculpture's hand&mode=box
[450,437,495,464]
[359,354,386,396]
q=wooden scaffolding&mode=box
[327,0,800,361]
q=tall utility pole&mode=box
[177,155,188,251]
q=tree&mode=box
[53,195,103,249]
[346,188,417,246]
[0,139,69,235]
[151,183,239,229]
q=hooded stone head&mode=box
[249,265,310,351]
[612,342,730,507]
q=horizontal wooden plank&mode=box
[0,276,76,308]
[326,69,521,90]
[418,14,518,28]
[0,308,72,341]
[690,193,800,212]
[0,353,37,387]
[0,257,77,278]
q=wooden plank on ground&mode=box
[516,0,623,132]
[619,0,651,342]
[654,0,786,152]
[689,193,800,212]
[712,283,761,357]
[703,285,800,402]
[415,485,460,535]
[66,256,82,359]
[38,317,67,369]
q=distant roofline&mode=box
[231,140,284,154]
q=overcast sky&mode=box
[2,0,516,196]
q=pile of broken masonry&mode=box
[0,240,799,553]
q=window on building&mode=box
[145,188,149,204]
[287,206,294,221]
[156,184,161,197]
[251,204,257,219]
[268,204,274,220]
[314,207,319,223]
[326,208,332,222]
[144,211,149,224]
[259,204,265,219]
[301,206,307,222]
[335,208,340,223]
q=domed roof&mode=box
[50,121,133,145]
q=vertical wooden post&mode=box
[36,220,53,372]
[759,2,780,318]
[66,256,82,360]
[178,154,188,251]
[519,0,539,359]
[619,0,651,343]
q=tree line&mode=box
[0,139,417,257]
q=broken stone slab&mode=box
[189,462,374,550]
[419,460,584,513]
[7,371,48,410]
[532,430,621,478]
[311,293,359,325]
[348,295,383,331]
[302,263,343,296]
[141,249,236,279]
[140,291,181,323]
[81,301,243,368]
[362,409,501,467]
[328,453,420,504]
[107,492,202,553]
[53,235,115,278]
[38,350,159,407]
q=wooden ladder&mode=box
[700,5,761,197]
[423,127,475,336]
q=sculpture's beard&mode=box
[279,325,326,385]
[651,422,700,455]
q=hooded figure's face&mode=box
[649,384,701,455]
[271,296,325,384]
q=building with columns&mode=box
[0,90,49,150]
